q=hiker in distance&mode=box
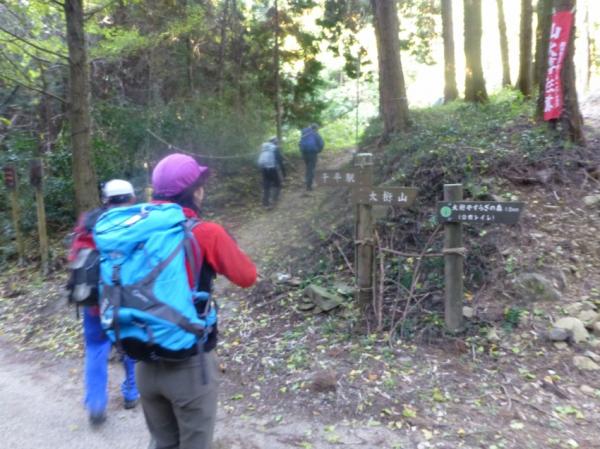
[67,179,140,426]
[126,153,256,449]
[299,123,324,192]
[257,136,286,208]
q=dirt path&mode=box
[0,148,408,449]
[0,341,403,449]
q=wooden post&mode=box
[30,159,49,275]
[4,165,25,265]
[354,153,374,312]
[443,184,464,331]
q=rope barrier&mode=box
[145,128,257,160]
[442,247,467,257]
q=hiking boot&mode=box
[124,398,139,410]
[89,411,107,427]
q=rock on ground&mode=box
[513,273,561,302]
[573,355,600,371]
[554,317,589,343]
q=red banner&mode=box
[543,11,574,121]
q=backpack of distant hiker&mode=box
[93,202,217,362]
[299,128,322,154]
[257,142,277,169]
[66,208,104,307]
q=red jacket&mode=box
[181,206,257,289]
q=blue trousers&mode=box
[83,307,139,415]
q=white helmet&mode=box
[102,179,135,200]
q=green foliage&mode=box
[399,0,440,65]
[368,90,557,200]
[503,307,525,330]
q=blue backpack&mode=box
[93,202,216,362]
[299,128,323,153]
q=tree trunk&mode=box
[496,0,511,87]
[273,0,282,142]
[216,0,230,97]
[535,0,553,119]
[516,0,534,97]
[555,0,585,145]
[371,0,410,136]
[534,0,553,87]
[230,0,245,110]
[463,0,488,103]
[64,0,99,214]
[441,0,458,102]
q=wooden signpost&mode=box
[316,153,417,311]
[438,185,525,331]
[314,174,525,333]
[3,165,25,265]
[30,159,49,275]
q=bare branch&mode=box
[0,73,66,104]
[0,24,69,60]
[19,43,65,66]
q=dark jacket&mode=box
[299,128,324,154]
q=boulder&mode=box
[547,327,572,342]
[580,385,596,397]
[564,302,585,316]
[583,195,600,207]
[578,310,600,328]
[513,273,561,302]
[554,317,589,343]
[303,284,344,312]
[593,322,600,334]
[573,355,600,371]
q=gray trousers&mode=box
[137,351,219,449]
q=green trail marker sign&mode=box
[314,169,367,187]
[437,201,525,225]
[354,187,418,206]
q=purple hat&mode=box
[152,153,209,197]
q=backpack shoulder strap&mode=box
[182,218,202,290]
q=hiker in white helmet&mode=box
[67,179,139,426]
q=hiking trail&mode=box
[0,148,406,449]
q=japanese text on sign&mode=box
[438,202,524,225]
[543,11,574,121]
[315,170,365,187]
[355,187,418,206]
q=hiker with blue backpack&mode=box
[299,123,324,191]
[257,136,286,208]
[93,153,256,449]
[67,179,140,426]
